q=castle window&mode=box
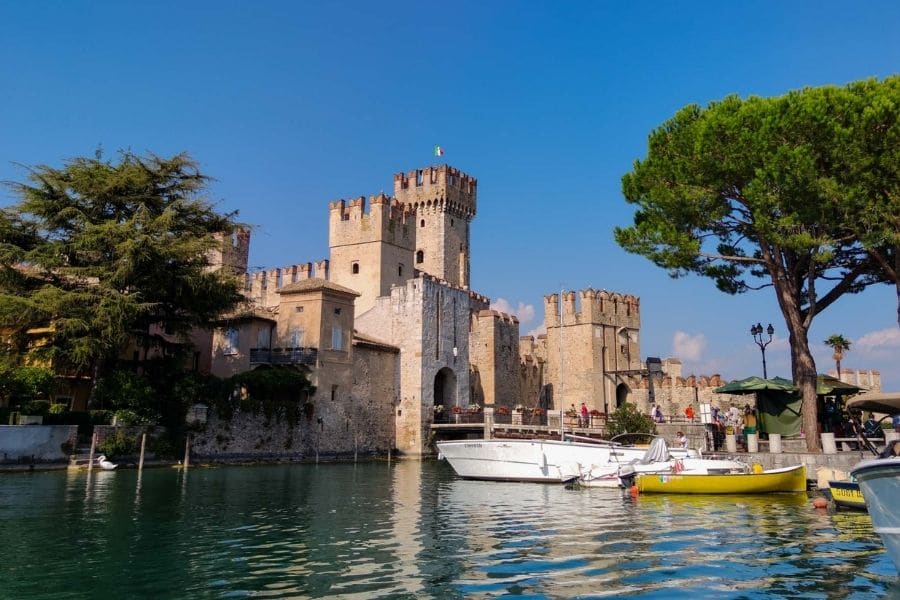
[331,385,338,402]
[223,327,239,355]
[420,219,425,228]
[451,218,454,226]
[351,262,359,274]
[290,327,304,348]
[295,306,304,313]
[334,307,341,315]
[398,263,404,277]
[331,327,343,351]
[341,212,350,221]
[416,250,424,264]
[416,170,424,186]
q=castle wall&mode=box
[518,335,546,408]
[469,310,521,409]
[828,368,881,392]
[355,276,489,455]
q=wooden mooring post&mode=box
[182,434,191,469]
[87,431,97,472]
[138,433,146,471]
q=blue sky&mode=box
[2,2,898,389]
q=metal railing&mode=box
[249,347,318,366]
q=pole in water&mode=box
[183,434,191,469]
[138,433,146,471]
[87,431,97,472]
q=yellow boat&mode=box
[635,464,807,494]
[828,480,867,510]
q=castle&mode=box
[201,163,879,457]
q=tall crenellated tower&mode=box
[541,288,642,414]
[393,165,476,288]
[328,193,415,315]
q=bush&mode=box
[605,402,657,438]
[98,431,139,459]
[147,435,178,459]
[19,400,51,416]
[113,409,146,425]
[90,410,114,425]
[49,403,69,415]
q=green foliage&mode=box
[605,402,657,438]
[93,370,159,423]
[824,334,852,353]
[146,435,178,459]
[0,150,246,382]
[98,431,139,459]
[214,367,316,428]
[0,365,56,407]
[19,399,50,415]
[48,403,69,415]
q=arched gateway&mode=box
[433,367,457,410]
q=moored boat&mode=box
[579,437,750,488]
[827,479,866,510]
[634,464,807,494]
[847,391,900,572]
[437,436,699,484]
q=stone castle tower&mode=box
[328,194,415,315]
[393,165,477,289]
[540,289,641,414]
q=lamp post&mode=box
[750,323,775,379]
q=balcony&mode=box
[250,347,318,366]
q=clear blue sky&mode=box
[2,2,898,389]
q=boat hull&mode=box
[851,457,900,572]
[828,480,866,510]
[635,464,807,494]
[436,438,681,483]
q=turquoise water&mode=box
[0,460,896,599]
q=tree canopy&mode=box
[0,150,246,395]
[615,78,898,451]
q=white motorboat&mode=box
[847,391,900,573]
[579,437,750,488]
[436,435,704,484]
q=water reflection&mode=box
[0,463,896,598]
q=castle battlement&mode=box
[247,260,329,307]
[543,288,640,328]
[393,164,477,218]
[329,193,415,250]
[474,309,520,325]
[416,271,490,306]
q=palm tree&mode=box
[824,334,852,378]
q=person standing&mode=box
[684,404,695,422]
[653,404,664,423]
[580,402,589,428]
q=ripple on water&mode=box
[0,463,896,599]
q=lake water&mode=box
[0,460,896,599]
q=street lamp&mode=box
[750,323,775,379]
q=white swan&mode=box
[96,454,118,470]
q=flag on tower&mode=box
[433,145,444,157]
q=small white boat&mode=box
[96,455,118,470]
[437,435,703,484]
[579,438,750,488]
